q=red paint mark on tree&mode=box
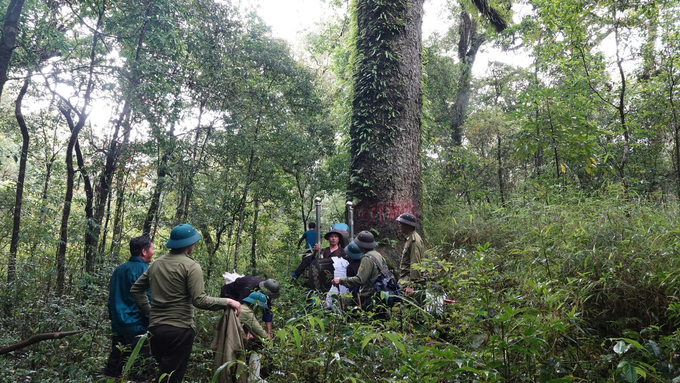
[354,200,417,231]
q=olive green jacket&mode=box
[131,250,232,329]
[339,250,387,298]
[399,232,424,287]
[239,304,269,341]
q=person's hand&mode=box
[331,278,340,286]
[313,243,320,251]
[247,333,254,339]
[405,287,414,295]
[228,299,241,316]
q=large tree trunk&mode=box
[0,0,26,99]
[450,11,485,146]
[348,0,423,249]
[7,77,29,285]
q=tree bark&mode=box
[0,330,86,355]
[249,197,259,274]
[450,11,485,146]
[0,0,26,99]
[60,108,95,273]
[7,77,29,285]
[348,0,423,247]
[53,6,102,295]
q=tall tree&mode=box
[348,0,424,245]
[0,0,27,99]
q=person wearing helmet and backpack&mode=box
[331,231,391,318]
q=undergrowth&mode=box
[3,185,680,381]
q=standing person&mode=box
[396,213,425,295]
[313,228,346,259]
[332,231,389,317]
[297,222,318,251]
[104,235,155,380]
[131,224,241,383]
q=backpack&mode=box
[367,254,401,307]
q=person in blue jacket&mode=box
[297,222,318,251]
[104,235,155,380]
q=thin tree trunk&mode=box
[143,139,171,235]
[0,0,27,99]
[545,100,560,181]
[497,133,505,206]
[449,11,485,146]
[109,166,129,261]
[60,108,95,273]
[92,3,151,267]
[7,77,29,285]
[233,118,260,271]
[250,197,259,274]
[53,6,102,295]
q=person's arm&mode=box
[262,310,274,339]
[187,263,241,315]
[297,235,304,249]
[130,271,151,316]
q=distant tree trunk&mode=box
[249,198,259,274]
[450,11,485,146]
[109,166,129,261]
[7,77,29,285]
[143,125,174,235]
[0,0,26,99]
[545,100,560,181]
[233,118,260,271]
[639,7,658,81]
[497,133,505,206]
[348,0,423,247]
[60,108,95,273]
[201,227,215,279]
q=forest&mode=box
[1,0,680,381]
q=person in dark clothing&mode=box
[104,235,155,380]
[313,229,347,259]
[221,276,280,338]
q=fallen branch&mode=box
[0,330,87,355]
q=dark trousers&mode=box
[149,325,195,383]
[104,333,153,380]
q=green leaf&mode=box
[617,360,637,383]
[383,332,406,354]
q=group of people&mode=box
[293,212,425,316]
[104,212,425,382]
[104,224,278,383]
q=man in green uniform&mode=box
[239,291,270,383]
[396,213,425,295]
[131,224,241,383]
[331,231,389,316]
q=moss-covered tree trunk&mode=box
[348,0,423,245]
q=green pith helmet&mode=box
[259,279,280,300]
[396,213,418,228]
[243,291,269,309]
[344,241,363,260]
[166,224,202,249]
[353,231,376,250]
